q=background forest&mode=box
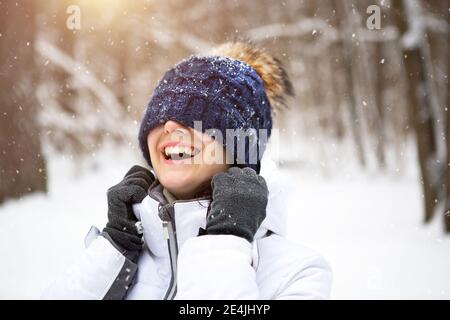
[0,0,449,299]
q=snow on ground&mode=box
[0,143,449,299]
[279,136,450,299]
[283,169,450,299]
[0,146,141,299]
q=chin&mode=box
[158,169,194,191]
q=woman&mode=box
[43,41,332,300]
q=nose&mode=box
[164,120,189,136]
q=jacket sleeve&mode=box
[273,254,332,300]
[174,234,332,300]
[41,226,138,300]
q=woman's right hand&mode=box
[102,165,154,262]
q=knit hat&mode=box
[138,41,293,173]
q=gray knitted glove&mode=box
[103,165,154,262]
[202,167,268,243]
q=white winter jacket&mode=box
[42,159,332,300]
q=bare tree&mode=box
[393,0,449,230]
[0,0,47,203]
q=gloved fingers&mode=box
[108,195,131,220]
[125,184,149,204]
[106,215,137,232]
[124,165,151,177]
[107,166,153,196]
[123,176,151,192]
[113,228,143,249]
[103,226,143,251]
[112,184,148,204]
[249,173,267,190]
[125,170,154,186]
[241,167,258,176]
[222,167,260,183]
[107,187,147,226]
[124,165,154,182]
[256,175,267,187]
[125,170,154,187]
[211,167,240,188]
[235,167,267,189]
[211,169,235,188]
[211,166,268,207]
[227,166,244,176]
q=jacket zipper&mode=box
[158,203,178,300]
[148,186,211,300]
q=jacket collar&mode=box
[133,157,287,256]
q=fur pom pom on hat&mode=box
[208,41,294,111]
[138,41,293,173]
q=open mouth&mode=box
[162,145,201,161]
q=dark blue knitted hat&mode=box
[138,42,293,173]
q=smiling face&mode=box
[147,120,231,200]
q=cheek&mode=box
[147,130,161,164]
[200,143,230,177]
[202,139,229,165]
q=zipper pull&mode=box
[158,203,172,222]
[162,221,169,240]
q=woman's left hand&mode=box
[202,167,268,243]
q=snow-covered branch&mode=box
[401,0,425,49]
[142,24,213,53]
[356,26,399,42]
[246,18,339,42]
[424,13,449,34]
[246,17,400,46]
[35,37,136,141]
[35,37,124,121]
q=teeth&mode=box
[164,146,193,157]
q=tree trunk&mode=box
[335,0,367,167]
[404,48,438,222]
[392,0,440,223]
[445,1,450,231]
[0,0,47,203]
[373,41,386,169]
